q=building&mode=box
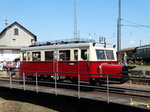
[0,21,37,61]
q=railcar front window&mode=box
[59,50,70,60]
[106,50,114,60]
[32,52,41,61]
[96,50,105,60]
[96,50,115,60]
[45,51,54,60]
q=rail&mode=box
[0,70,150,109]
[129,69,150,78]
[129,70,150,86]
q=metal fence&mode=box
[0,70,150,109]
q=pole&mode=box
[78,74,80,99]
[107,74,109,103]
[55,60,58,96]
[9,72,12,89]
[36,73,38,92]
[55,72,57,96]
[117,0,121,52]
[23,72,26,91]
[74,0,78,40]
[77,55,80,99]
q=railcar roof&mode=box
[121,47,136,51]
[121,44,150,51]
[21,42,114,51]
[137,44,150,49]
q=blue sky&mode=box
[0,0,150,48]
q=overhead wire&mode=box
[122,19,150,28]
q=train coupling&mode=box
[122,65,136,71]
[127,66,136,69]
[122,65,136,77]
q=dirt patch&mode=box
[0,98,57,112]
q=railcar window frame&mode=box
[59,50,70,61]
[96,50,106,60]
[27,52,31,61]
[136,49,140,55]
[22,52,26,61]
[148,48,150,54]
[45,51,54,61]
[32,52,41,61]
[81,49,88,60]
[74,49,78,61]
[105,50,115,60]
[96,49,115,61]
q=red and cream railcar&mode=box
[20,39,129,84]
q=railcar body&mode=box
[20,39,130,84]
[136,46,150,62]
[121,45,150,64]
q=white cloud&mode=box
[128,40,137,47]
[129,40,135,44]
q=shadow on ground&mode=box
[0,87,148,112]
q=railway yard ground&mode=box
[133,65,150,70]
[0,66,150,112]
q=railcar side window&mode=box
[106,50,114,60]
[81,49,87,60]
[139,49,142,54]
[27,52,31,61]
[32,52,41,61]
[141,49,144,54]
[45,51,54,60]
[138,50,141,54]
[96,50,105,60]
[74,50,78,60]
[22,53,26,61]
[148,48,150,54]
[59,50,70,60]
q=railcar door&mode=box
[79,48,90,81]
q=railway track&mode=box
[94,85,150,97]
[130,78,150,86]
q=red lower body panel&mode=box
[20,61,122,82]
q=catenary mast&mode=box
[117,0,121,52]
[74,0,78,40]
